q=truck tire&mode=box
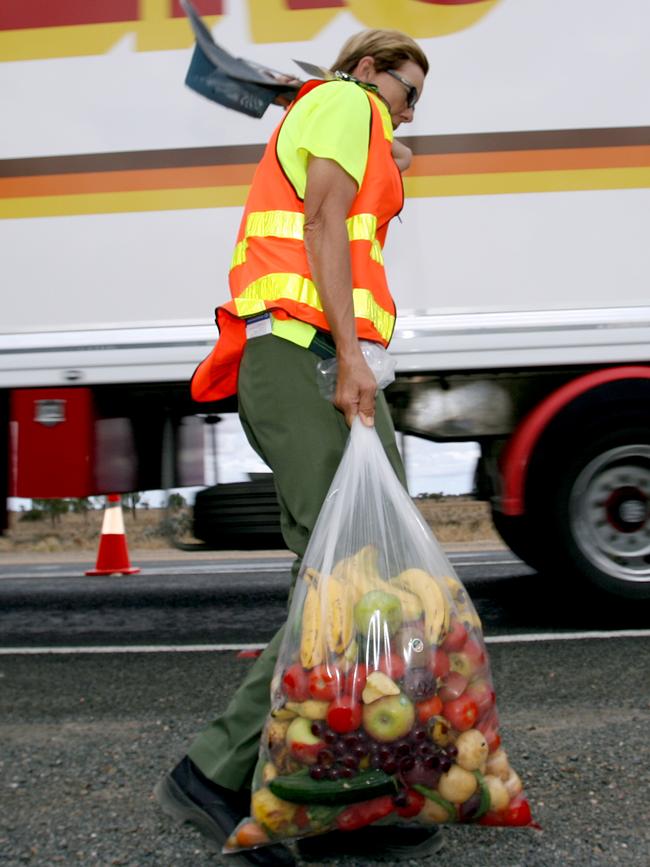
[528,424,650,599]
[193,478,285,550]
[489,509,545,569]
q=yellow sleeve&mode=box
[277,81,372,199]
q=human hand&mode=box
[334,348,377,427]
[270,72,302,108]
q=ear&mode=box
[351,55,376,82]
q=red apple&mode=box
[327,696,363,733]
[466,679,495,717]
[286,716,324,765]
[463,639,487,670]
[438,671,468,702]
[442,695,478,732]
[377,653,406,681]
[308,664,342,701]
[429,648,450,679]
[442,620,468,653]
[282,663,310,701]
[344,664,368,700]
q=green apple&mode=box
[354,590,403,637]
[362,692,415,742]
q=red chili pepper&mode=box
[479,796,534,827]
[394,789,425,818]
[336,795,395,832]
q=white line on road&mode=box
[1,629,649,655]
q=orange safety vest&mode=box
[191,79,404,403]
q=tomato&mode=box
[394,789,425,818]
[308,665,342,701]
[294,805,310,829]
[479,796,533,827]
[344,664,368,699]
[442,695,478,731]
[377,653,406,681]
[416,694,443,723]
[336,795,395,831]
[326,696,363,734]
[282,663,310,701]
[442,620,468,653]
[429,648,450,679]
[235,821,270,848]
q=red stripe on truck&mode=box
[0,1,138,30]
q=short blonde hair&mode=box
[331,29,429,77]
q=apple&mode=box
[466,678,495,717]
[429,648,450,680]
[448,652,474,679]
[362,693,415,743]
[354,590,403,637]
[463,638,487,670]
[344,663,368,699]
[442,620,468,653]
[326,696,363,733]
[377,652,406,681]
[438,671,468,702]
[285,716,324,765]
[282,663,310,702]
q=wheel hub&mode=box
[570,444,650,584]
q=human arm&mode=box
[303,156,377,427]
[392,139,412,172]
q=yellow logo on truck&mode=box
[0,0,500,61]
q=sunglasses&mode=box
[385,69,419,110]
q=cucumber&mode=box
[269,768,397,805]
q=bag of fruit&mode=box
[224,419,534,854]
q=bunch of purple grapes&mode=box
[308,722,371,781]
[308,721,458,787]
[367,725,458,788]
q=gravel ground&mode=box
[1,638,649,866]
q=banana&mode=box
[300,580,324,669]
[443,574,482,630]
[324,575,354,655]
[396,568,450,645]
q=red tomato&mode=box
[479,796,533,827]
[308,665,341,701]
[377,653,406,681]
[344,664,368,699]
[326,696,363,734]
[429,648,450,679]
[336,795,395,831]
[282,663,310,701]
[394,789,425,818]
[442,620,468,653]
[416,694,443,723]
[442,695,478,732]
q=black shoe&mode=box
[296,824,443,863]
[154,756,296,867]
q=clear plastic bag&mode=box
[316,341,397,400]
[224,419,534,854]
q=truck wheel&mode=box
[532,426,650,599]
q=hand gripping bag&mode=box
[225,419,534,854]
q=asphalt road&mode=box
[1,550,649,866]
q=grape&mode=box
[352,746,366,761]
[395,742,411,758]
[309,765,326,780]
[439,755,452,773]
[338,766,355,779]
[424,754,441,770]
[333,741,347,758]
[311,721,325,738]
[323,730,337,745]
[370,753,383,769]
[417,743,434,758]
[378,747,392,762]
[383,759,398,775]
[342,754,359,770]
[317,749,334,766]
[393,791,408,808]
[446,745,458,760]
[343,734,360,750]
[399,756,415,774]
[412,726,428,742]
[328,767,342,781]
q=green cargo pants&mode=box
[187,333,406,790]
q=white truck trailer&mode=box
[1,0,649,597]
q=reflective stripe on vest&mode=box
[230,211,384,271]
[231,273,394,343]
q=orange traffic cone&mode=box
[86,494,140,576]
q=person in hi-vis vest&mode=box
[156,30,437,866]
